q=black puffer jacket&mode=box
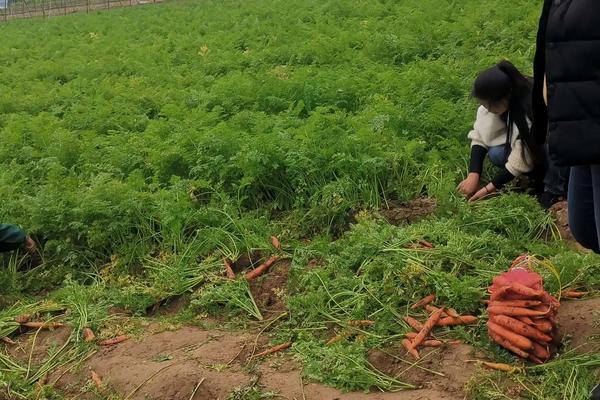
[532,0,600,166]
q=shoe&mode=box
[538,192,562,210]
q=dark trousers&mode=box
[0,224,26,253]
[568,166,600,254]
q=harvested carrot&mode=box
[410,307,444,350]
[437,315,478,326]
[224,258,235,279]
[446,308,460,318]
[507,283,543,299]
[253,341,292,358]
[403,316,424,332]
[488,330,530,358]
[83,328,96,343]
[490,315,553,343]
[405,332,434,340]
[244,255,279,281]
[1,337,16,345]
[418,240,434,249]
[402,338,420,360]
[90,370,103,391]
[270,236,282,250]
[425,304,448,317]
[531,341,550,361]
[487,321,533,351]
[98,335,129,346]
[517,316,535,325]
[22,321,64,330]
[448,339,462,346]
[15,314,30,324]
[422,339,443,347]
[488,300,542,308]
[487,306,547,317]
[562,290,587,299]
[529,319,553,333]
[410,294,436,310]
[481,361,517,373]
[528,354,544,365]
[347,320,375,327]
[326,332,349,346]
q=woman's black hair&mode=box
[472,60,541,164]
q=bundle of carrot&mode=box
[486,256,560,364]
[402,294,478,359]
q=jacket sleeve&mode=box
[505,139,534,177]
[467,106,490,149]
[531,0,552,145]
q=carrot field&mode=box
[0,0,599,399]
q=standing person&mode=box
[458,60,545,202]
[0,223,37,254]
[532,0,600,253]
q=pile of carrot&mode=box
[486,268,560,364]
[402,294,478,360]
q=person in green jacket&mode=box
[0,224,37,253]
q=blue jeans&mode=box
[488,144,568,196]
[568,166,600,253]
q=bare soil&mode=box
[557,296,600,354]
[380,197,437,225]
[248,259,290,318]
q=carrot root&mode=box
[347,320,375,327]
[22,322,64,330]
[487,321,533,351]
[410,294,436,310]
[410,307,444,350]
[1,337,16,345]
[224,258,235,279]
[403,316,424,332]
[83,328,96,343]
[487,306,547,317]
[253,341,292,358]
[90,370,103,391]
[490,315,553,343]
[270,236,282,250]
[482,361,517,373]
[488,330,530,359]
[244,255,280,281]
[437,315,478,326]
[402,339,420,360]
[98,335,129,346]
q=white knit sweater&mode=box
[467,106,534,177]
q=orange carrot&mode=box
[224,258,235,279]
[347,320,375,327]
[1,337,16,345]
[487,321,533,351]
[22,322,64,330]
[487,306,547,317]
[490,315,553,343]
[436,315,478,326]
[90,370,103,391]
[482,361,517,372]
[517,316,535,325]
[562,290,587,299]
[488,330,530,359]
[418,240,434,249]
[446,308,460,318]
[510,254,529,269]
[326,332,349,346]
[529,319,553,333]
[410,294,436,310]
[425,304,448,316]
[528,354,544,364]
[448,339,462,346]
[402,339,420,359]
[507,283,543,299]
[244,255,279,281]
[98,335,129,346]
[405,332,435,341]
[410,307,444,350]
[83,328,96,343]
[422,339,443,347]
[403,316,424,331]
[15,314,30,324]
[270,236,282,250]
[253,341,292,358]
[531,341,550,361]
[488,300,542,308]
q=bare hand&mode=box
[457,173,480,198]
[469,183,498,202]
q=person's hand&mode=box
[457,173,481,198]
[469,183,498,202]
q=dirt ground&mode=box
[3,201,598,399]
[380,197,437,226]
[5,295,596,400]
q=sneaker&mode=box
[538,192,563,210]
